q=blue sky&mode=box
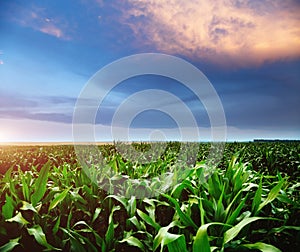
[0,0,299,142]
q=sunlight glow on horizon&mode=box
[0,128,11,143]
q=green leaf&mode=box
[48,188,70,211]
[153,222,186,252]
[199,196,205,226]
[0,237,20,252]
[270,225,300,233]
[193,223,226,252]
[208,173,222,200]
[92,207,102,223]
[31,161,51,206]
[128,196,137,217]
[20,201,38,213]
[223,217,265,244]
[128,216,143,230]
[22,175,30,201]
[105,205,120,250]
[27,224,58,250]
[193,224,211,252]
[119,236,145,251]
[258,180,284,212]
[167,235,187,252]
[69,189,88,205]
[242,242,281,252]
[137,209,161,231]
[2,194,14,220]
[171,180,195,199]
[105,195,128,209]
[53,216,61,235]
[3,167,13,183]
[72,220,92,229]
[226,196,247,226]
[215,186,225,221]
[61,227,94,252]
[162,193,197,230]
[252,177,262,215]
[6,212,30,225]
[67,208,73,229]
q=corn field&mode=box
[0,142,299,252]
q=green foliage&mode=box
[0,142,299,251]
[2,194,14,220]
[31,161,51,206]
[0,238,20,252]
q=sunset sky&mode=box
[0,0,300,142]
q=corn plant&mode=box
[0,142,299,251]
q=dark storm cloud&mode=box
[201,59,300,130]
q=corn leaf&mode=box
[153,222,186,252]
[226,196,247,226]
[162,193,197,230]
[2,194,14,220]
[31,161,51,206]
[242,242,281,252]
[0,238,20,252]
[6,212,30,225]
[167,235,187,252]
[223,217,265,244]
[27,225,59,250]
[105,205,120,250]
[53,216,61,235]
[119,236,145,251]
[258,180,284,212]
[252,177,262,215]
[92,207,102,223]
[20,201,38,213]
[193,223,225,252]
[21,175,30,201]
[193,224,211,252]
[137,209,161,231]
[48,188,70,211]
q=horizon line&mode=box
[1,139,300,146]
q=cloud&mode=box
[0,50,3,64]
[39,24,64,38]
[0,93,38,108]
[0,93,76,109]
[119,0,300,66]
[0,110,72,124]
[11,5,71,40]
[0,93,75,124]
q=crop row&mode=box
[0,142,299,251]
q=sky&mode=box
[0,0,300,142]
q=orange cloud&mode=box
[122,0,300,66]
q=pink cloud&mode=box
[120,0,300,66]
[12,6,71,40]
[40,24,64,38]
[0,50,3,64]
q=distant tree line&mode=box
[253,139,300,142]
